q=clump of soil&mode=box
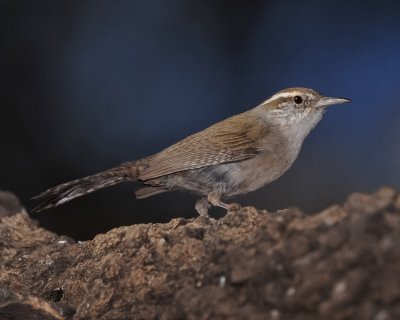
[1,187,400,319]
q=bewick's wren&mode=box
[33,87,350,215]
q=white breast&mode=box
[225,109,324,196]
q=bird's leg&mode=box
[207,192,241,211]
[208,192,228,209]
[195,197,210,216]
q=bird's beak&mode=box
[316,96,351,108]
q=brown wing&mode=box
[139,112,268,180]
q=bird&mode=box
[32,87,350,215]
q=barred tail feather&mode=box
[32,162,137,212]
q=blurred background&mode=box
[1,0,399,240]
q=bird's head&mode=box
[258,87,350,127]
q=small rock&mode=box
[0,190,24,217]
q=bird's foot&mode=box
[207,192,228,209]
[207,192,241,212]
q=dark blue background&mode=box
[1,0,399,239]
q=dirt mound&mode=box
[1,187,400,319]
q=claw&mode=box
[227,203,241,211]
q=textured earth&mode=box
[1,187,400,319]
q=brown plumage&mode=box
[139,111,267,180]
[33,87,350,215]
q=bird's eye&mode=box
[294,96,303,104]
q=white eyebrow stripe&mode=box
[270,91,304,100]
[262,91,304,104]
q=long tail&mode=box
[32,161,138,212]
